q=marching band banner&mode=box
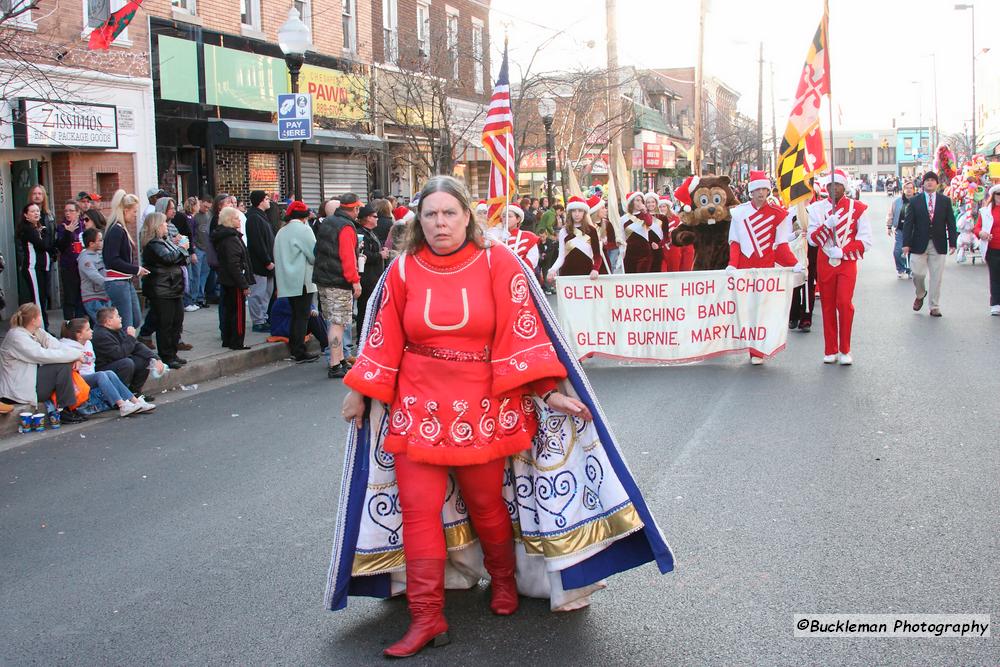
[556,269,797,363]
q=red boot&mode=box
[384,559,450,658]
[480,539,519,615]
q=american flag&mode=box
[482,42,515,227]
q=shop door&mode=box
[5,161,40,309]
[300,153,322,211]
[321,155,369,200]
[10,159,39,219]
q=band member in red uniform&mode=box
[807,168,873,365]
[549,195,605,279]
[341,176,592,657]
[503,203,540,270]
[658,195,694,271]
[788,178,825,332]
[727,170,803,365]
[622,192,662,274]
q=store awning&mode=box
[208,119,383,151]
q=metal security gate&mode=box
[321,154,368,200]
[301,153,322,210]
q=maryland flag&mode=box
[777,7,830,205]
[88,0,144,50]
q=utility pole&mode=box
[931,53,939,149]
[606,0,622,190]
[693,0,706,175]
[770,62,778,175]
[756,41,764,170]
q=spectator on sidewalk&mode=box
[140,212,189,368]
[0,303,88,423]
[192,196,213,307]
[212,207,255,351]
[138,187,166,241]
[79,192,107,232]
[178,197,201,311]
[373,198,394,246]
[273,201,319,363]
[269,297,328,354]
[59,318,154,417]
[314,193,361,379]
[93,306,163,396]
[887,180,914,278]
[902,171,957,317]
[974,184,1000,316]
[246,190,276,333]
[78,228,113,324]
[103,190,149,331]
[355,204,387,335]
[15,203,54,332]
[55,200,86,320]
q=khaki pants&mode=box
[910,244,945,310]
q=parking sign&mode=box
[277,93,312,141]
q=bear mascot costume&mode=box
[670,175,740,270]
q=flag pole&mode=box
[503,34,511,243]
[825,0,837,211]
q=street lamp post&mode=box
[954,3,976,153]
[278,8,311,201]
[538,96,556,205]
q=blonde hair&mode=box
[10,303,41,328]
[106,189,139,248]
[403,175,484,254]
[141,212,167,249]
[29,184,50,216]
[219,207,242,229]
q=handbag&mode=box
[52,371,91,410]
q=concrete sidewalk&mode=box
[0,304,320,438]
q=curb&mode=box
[0,338,319,439]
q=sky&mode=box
[488,0,998,138]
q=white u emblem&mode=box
[423,288,470,331]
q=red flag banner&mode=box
[88,0,144,50]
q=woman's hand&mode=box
[342,390,366,429]
[979,231,992,241]
[588,270,599,280]
[64,220,79,233]
[545,392,592,421]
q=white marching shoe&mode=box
[823,354,838,364]
[750,356,764,365]
[838,353,853,365]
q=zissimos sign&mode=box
[12,99,118,150]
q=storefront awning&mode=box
[209,119,382,151]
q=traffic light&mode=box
[880,138,889,149]
[848,139,855,151]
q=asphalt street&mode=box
[2,194,997,665]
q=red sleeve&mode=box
[590,228,603,272]
[490,247,567,396]
[973,215,982,237]
[343,260,406,403]
[338,225,360,284]
[809,225,833,246]
[773,242,798,266]
[528,377,559,397]
[840,239,865,258]
[728,241,741,267]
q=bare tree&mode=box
[713,113,759,179]
[944,132,975,164]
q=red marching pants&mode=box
[394,453,512,560]
[661,245,695,272]
[816,259,858,355]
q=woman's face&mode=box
[64,204,79,222]
[570,209,585,224]
[165,201,176,218]
[645,196,658,211]
[506,210,522,232]
[419,191,469,254]
[224,197,236,209]
[158,221,169,238]
[632,198,646,214]
[124,204,137,225]
[25,312,42,331]
[658,202,670,215]
[83,215,96,231]
[24,204,40,224]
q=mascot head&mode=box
[678,175,739,227]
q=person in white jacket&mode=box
[0,303,88,422]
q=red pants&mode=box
[661,245,695,272]
[817,260,858,355]
[395,453,512,560]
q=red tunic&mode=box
[344,242,566,466]
[506,229,540,269]
[727,201,798,269]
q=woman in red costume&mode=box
[548,195,606,280]
[341,176,592,658]
[658,195,694,271]
[621,192,662,274]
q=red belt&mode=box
[404,343,490,363]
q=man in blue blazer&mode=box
[902,171,957,316]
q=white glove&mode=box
[824,215,838,230]
[789,230,802,242]
[792,262,805,273]
[826,246,844,260]
[725,265,738,276]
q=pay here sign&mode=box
[556,269,796,363]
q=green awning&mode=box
[633,103,671,135]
